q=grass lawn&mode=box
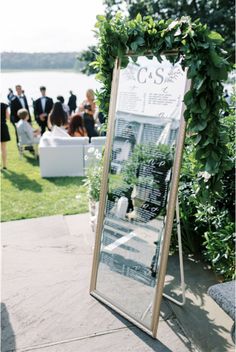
[1,124,89,222]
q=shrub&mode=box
[83,161,103,202]
[175,102,235,279]
[203,222,235,280]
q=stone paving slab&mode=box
[164,255,235,352]
[1,213,233,352]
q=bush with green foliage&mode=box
[175,106,235,279]
[77,45,99,75]
[83,161,103,202]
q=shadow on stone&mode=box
[164,254,232,352]
[1,302,16,352]
[92,298,180,352]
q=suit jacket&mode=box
[34,97,53,124]
[68,94,77,110]
[10,95,31,123]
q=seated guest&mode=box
[57,95,70,118]
[68,114,87,137]
[47,102,69,136]
[16,108,41,145]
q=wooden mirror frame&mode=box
[90,52,191,338]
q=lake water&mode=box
[1,70,101,109]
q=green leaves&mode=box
[130,36,145,51]
[183,90,193,106]
[199,97,207,110]
[208,31,224,44]
[94,13,231,190]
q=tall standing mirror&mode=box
[90,54,190,337]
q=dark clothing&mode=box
[98,111,105,124]
[1,103,10,142]
[10,94,31,144]
[34,96,53,134]
[68,94,77,114]
[10,95,31,123]
[82,103,98,141]
[83,113,98,141]
[7,91,14,104]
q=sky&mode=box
[1,0,105,53]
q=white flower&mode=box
[199,171,211,182]
[88,147,95,153]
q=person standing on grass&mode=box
[10,85,32,124]
[9,85,32,144]
[34,86,53,135]
[1,102,11,170]
[79,89,98,141]
[68,91,77,115]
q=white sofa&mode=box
[39,136,106,178]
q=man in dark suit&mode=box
[10,85,32,143]
[34,86,53,135]
[67,90,77,115]
[10,85,31,124]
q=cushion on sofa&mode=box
[53,137,89,146]
[40,136,89,147]
[90,137,106,145]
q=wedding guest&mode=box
[79,89,98,141]
[9,85,31,143]
[34,86,53,135]
[16,109,40,146]
[10,85,31,124]
[7,88,14,103]
[68,91,77,115]
[47,102,69,136]
[57,96,70,118]
[68,114,87,137]
[1,102,11,170]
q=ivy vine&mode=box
[93,14,232,189]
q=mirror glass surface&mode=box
[95,55,187,328]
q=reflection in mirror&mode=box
[93,55,188,330]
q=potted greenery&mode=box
[83,160,103,232]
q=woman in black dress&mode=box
[1,102,11,170]
[79,89,98,141]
